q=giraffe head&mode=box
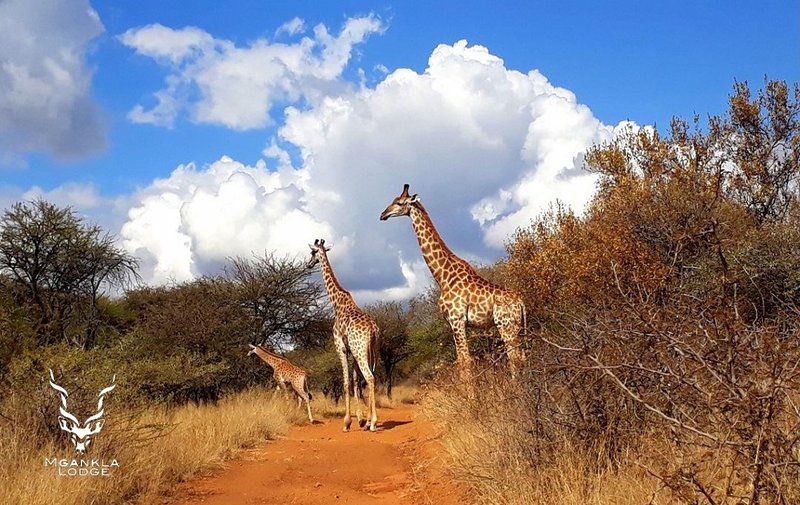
[306,238,331,269]
[379,183,419,221]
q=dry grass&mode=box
[422,378,663,505]
[0,387,306,505]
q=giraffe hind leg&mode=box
[292,380,314,423]
[495,304,525,378]
[352,366,365,427]
[353,351,377,432]
[336,341,352,432]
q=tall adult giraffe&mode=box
[380,184,526,379]
[307,239,379,432]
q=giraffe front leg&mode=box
[275,378,288,400]
[449,316,474,384]
[335,338,352,432]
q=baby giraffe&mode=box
[247,344,314,423]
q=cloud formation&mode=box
[119,39,629,302]
[0,0,106,163]
[120,156,332,285]
[275,40,618,288]
[120,15,384,129]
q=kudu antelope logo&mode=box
[48,369,116,454]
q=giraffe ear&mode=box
[309,243,316,251]
[410,193,419,203]
[324,244,332,252]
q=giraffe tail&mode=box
[305,377,313,401]
[369,328,378,376]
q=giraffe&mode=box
[307,239,379,432]
[247,343,314,423]
[380,184,526,379]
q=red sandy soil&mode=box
[176,403,465,505]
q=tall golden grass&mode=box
[422,374,663,505]
[0,383,421,505]
[0,387,307,505]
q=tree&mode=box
[121,254,329,402]
[0,200,137,346]
[225,253,328,349]
[501,78,800,503]
[367,301,412,398]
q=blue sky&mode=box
[0,0,797,296]
[4,1,797,193]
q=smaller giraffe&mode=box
[307,239,379,432]
[247,344,314,423]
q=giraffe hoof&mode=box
[358,419,368,429]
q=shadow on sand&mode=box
[380,419,413,431]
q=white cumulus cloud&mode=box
[273,40,620,292]
[116,38,634,301]
[0,0,106,162]
[120,156,334,285]
[120,15,384,129]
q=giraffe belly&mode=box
[466,309,493,327]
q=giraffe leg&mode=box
[497,323,523,378]
[335,337,352,432]
[292,380,314,423]
[353,352,377,432]
[449,316,473,383]
[302,377,314,423]
[353,367,365,427]
[276,381,289,400]
[495,302,525,378]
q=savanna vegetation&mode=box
[428,78,800,504]
[0,200,449,504]
[0,78,797,505]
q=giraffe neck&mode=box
[409,204,459,286]
[254,347,285,369]
[319,253,355,310]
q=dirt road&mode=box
[178,403,464,504]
